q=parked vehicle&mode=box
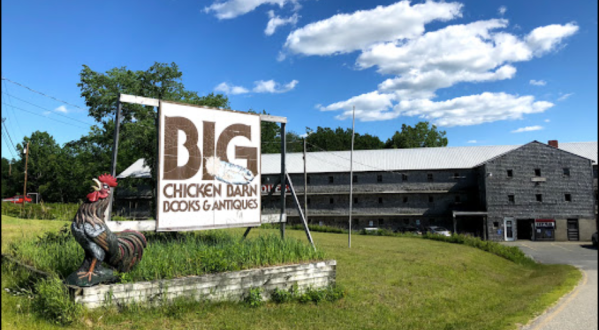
[425,226,451,237]
[394,226,422,235]
[2,195,32,204]
[592,232,598,247]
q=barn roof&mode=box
[117,141,597,178]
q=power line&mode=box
[2,80,26,139]
[1,118,17,159]
[1,77,87,111]
[2,118,19,153]
[2,92,96,126]
[2,102,90,130]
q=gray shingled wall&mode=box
[483,142,595,241]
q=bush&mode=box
[1,202,79,220]
[271,287,293,304]
[244,288,263,307]
[422,233,535,266]
[32,277,83,325]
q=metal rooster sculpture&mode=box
[66,174,147,287]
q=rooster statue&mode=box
[66,174,147,287]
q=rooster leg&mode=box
[77,258,98,282]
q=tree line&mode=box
[1,62,447,203]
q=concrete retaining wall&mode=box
[73,260,336,309]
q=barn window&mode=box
[563,168,570,176]
[534,168,541,177]
[403,197,408,203]
[508,195,515,203]
[353,175,358,183]
[402,174,408,181]
[427,173,434,181]
[428,196,434,203]
[378,197,383,204]
[377,174,383,183]
[507,169,513,177]
[329,176,334,184]
[536,194,543,202]
[565,194,572,202]
[329,198,334,204]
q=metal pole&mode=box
[303,137,308,225]
[348,106,355,248]
[107,97,122,221]
[22,141,29,210]
[280,122,286,239]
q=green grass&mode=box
[1,203,80,221]
[2,215,581,330]
[5,222,325,283]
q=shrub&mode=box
[422,233,535,266]
[244,288,263,307]
[271,287,293,304]
[32,277,83,325]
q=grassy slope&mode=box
[1,216,580,330]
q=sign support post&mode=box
[107,96,122,221]
[280,122,286,239]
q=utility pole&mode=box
[303,137,308,225]
[22,141,30,209]
[348,106,355,248]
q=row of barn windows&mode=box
[317,173,460,184]
[506,168,570,178]
[507,194,573,203]
[307,195,460,205]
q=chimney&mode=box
[548,140,558,148]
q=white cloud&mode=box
[557,93,574,101]
[54,105,68,113]
[525,23,578,56]
[214,82,250,95]
[204,0,293,20]
[324,91,554,126]
[394,92,553,127]
[253,79,298,93]
[544,119,550,122]
[529,79,546,86]
[498,6,507,16]
[284,1,462,56]
[511,125,544,133]
[265,11,298,36]
[317,91,396,113]
[467,140,477,143]
[356,20,577,99]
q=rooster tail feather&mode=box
[114,230,147,272]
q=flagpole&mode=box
[349,106,355,248]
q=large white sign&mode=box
[157,101,261,231]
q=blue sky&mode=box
[2,0,597,161]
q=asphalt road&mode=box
[502,240,597,330]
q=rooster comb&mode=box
[98,173,118,187]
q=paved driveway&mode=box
[502,241,597,330]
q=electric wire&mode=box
[2,92,96,126]
[1,128,17,159]
[2,80,26,139]
[2,102,90,130]
[1,119,19,153]
[2,77,87,111]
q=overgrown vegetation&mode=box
[1,215,581,330]
[32,277,83,325]
[7,224,326,283]
[271,284,346,305]
[1,202,79,221]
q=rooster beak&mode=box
[92,178,102,191]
